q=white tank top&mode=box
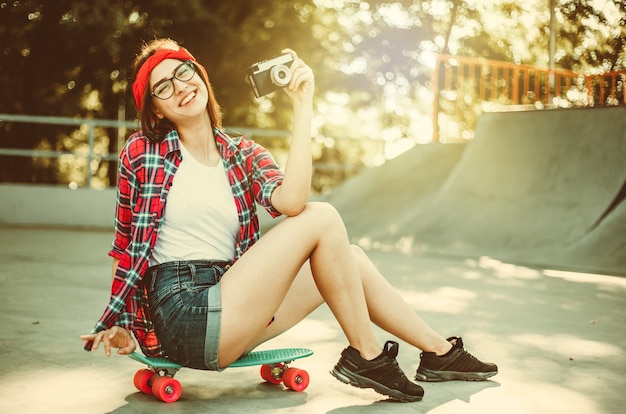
[149,142,239,266]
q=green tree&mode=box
[0,0,321,186]
[1,0,623,188]
[557,0,625,72]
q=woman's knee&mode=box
[301,201,344,229]
[350,244,366,257]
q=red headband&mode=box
[132,47,197,110]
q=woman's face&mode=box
[149,58,209,124]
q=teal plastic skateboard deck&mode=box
[129,348,313,403]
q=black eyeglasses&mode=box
[151,61,196,100]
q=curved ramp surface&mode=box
[329,107,626,275]
[556,193,626,273]
[324,142,466,241]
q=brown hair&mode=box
[131,39,223,142]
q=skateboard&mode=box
[129,347,314,403]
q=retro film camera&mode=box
[246,54,294,98]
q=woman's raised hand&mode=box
[282,49,315,105]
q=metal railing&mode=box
[0,113,137,175]
[0,114,369,190]
[0,113,296,187]
[432,54,626,142]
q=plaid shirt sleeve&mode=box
[109,142,136,259]
[108,138,141,332]
[85,133,164,357]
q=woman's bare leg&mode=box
[231,214,495,387]
[246,245,451,356]
[217,202,381,367]
[244,261,324,351]
[351,245,451,355]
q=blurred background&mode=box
[0,0,624,192]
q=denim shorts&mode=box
[145,260,230,371]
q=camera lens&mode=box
[270,64,292,87]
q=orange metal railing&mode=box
[432,54,626,142]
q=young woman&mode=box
[81,38,496,403]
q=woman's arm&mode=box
[80,140,138,356]
[270,49,315,216]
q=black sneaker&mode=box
[415,336,498,382]
[330,340,424,402]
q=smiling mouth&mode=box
[180,91,196,106]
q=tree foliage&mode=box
[0,0,623,188]
[557,0,626,72]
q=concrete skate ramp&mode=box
[327,107,626,275]
[556,190,626,273]
[322,141,466,241]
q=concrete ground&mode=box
[1,226,624,414]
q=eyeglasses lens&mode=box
[152,61,196,100]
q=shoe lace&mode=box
[391,359,408,378]
[386,358,413,388]
[458,348,487,370]
[382,341,411,383]
[461,348,477,360]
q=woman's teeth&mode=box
[181,92,196,106]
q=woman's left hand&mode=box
[282,49,315,105]
[80,326,137,356]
